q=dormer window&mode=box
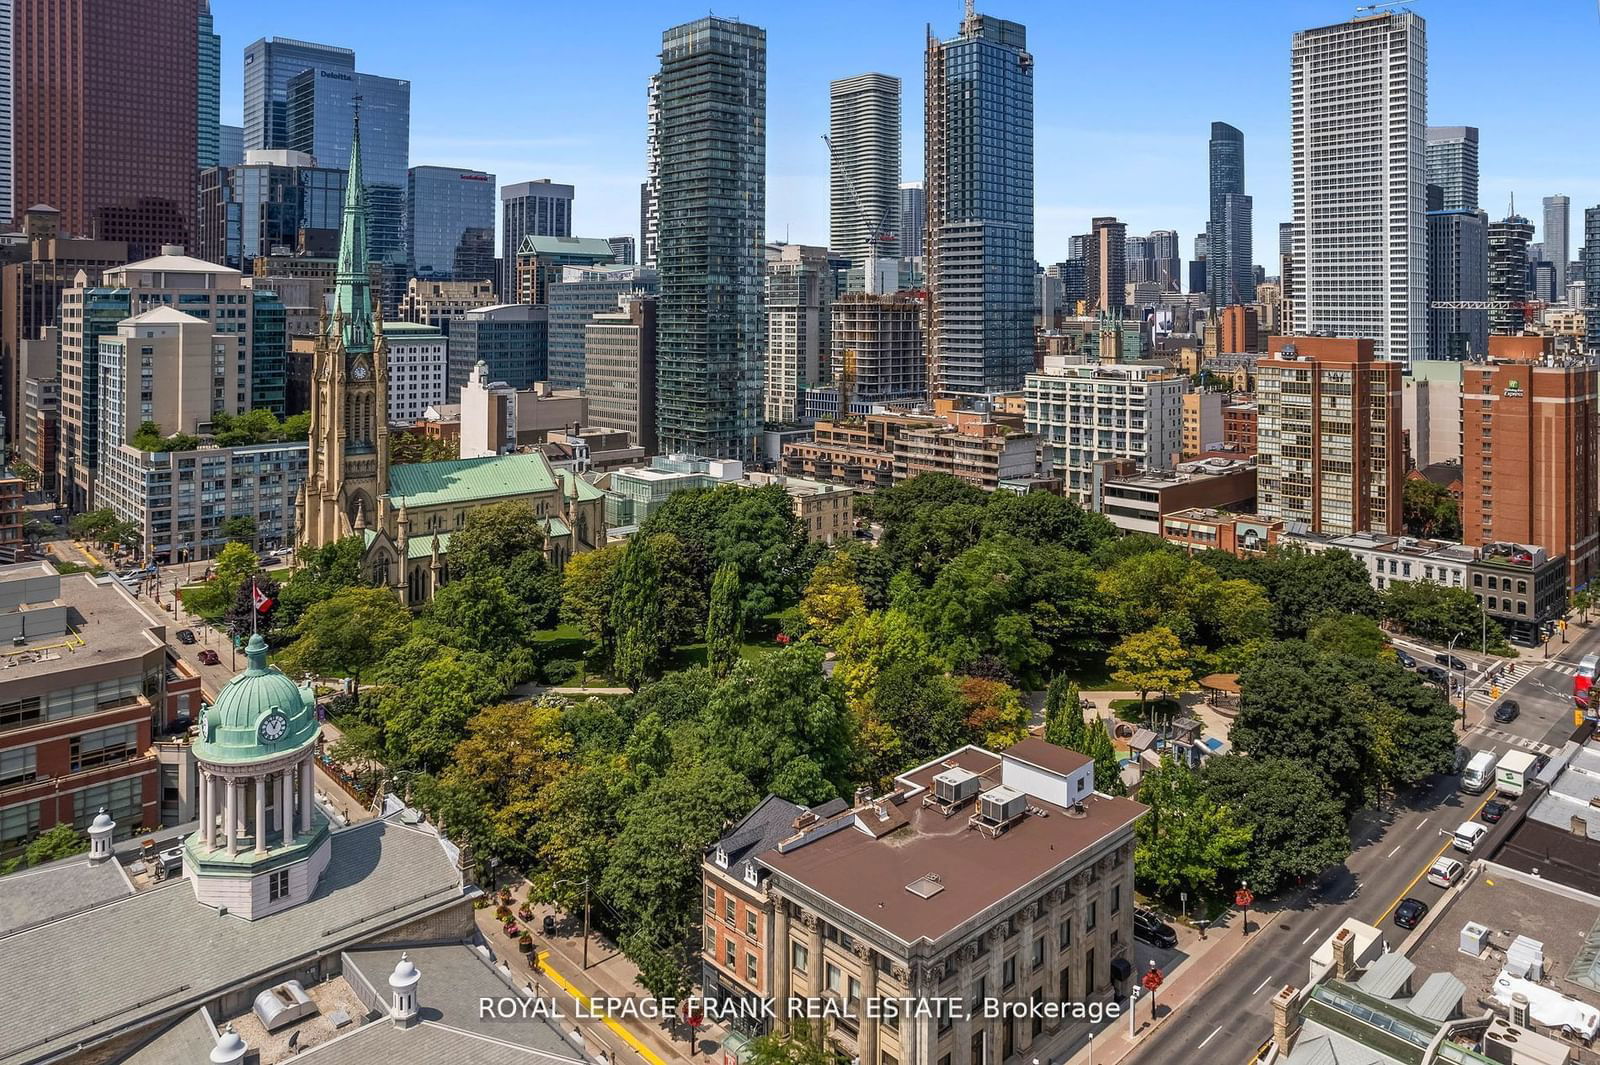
[714,846,729,869]
[743,861,759,887]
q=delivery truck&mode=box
[1496,750,1537,798]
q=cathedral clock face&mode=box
[352,362,370,381]
[258,711,289,743]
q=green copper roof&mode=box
[387,453,558,509]
[556,468,605,502]
[515,234,617,260]
[542,516,571,538]
[194,634,319,764]
[364,528,454,560]
[331,110,374,352]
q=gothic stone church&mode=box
[295,117,603,606]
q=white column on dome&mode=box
[254,776,267,855]
[280,766,293,840]
[225,776,238,856]
[300,757,313,834]
[197,771,209,851]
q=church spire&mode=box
[332,102,373,354]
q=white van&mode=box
[1461,750,1497,795]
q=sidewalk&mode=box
[473,893,713,1065]
[1059,911,1260,1065]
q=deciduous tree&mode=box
[279,586,412,698]
[705,561,743,678]
[1108,626,1195,716]
[610,536,668,690]
[1042,675,1086,752]
[1133,755,1251,906]
[1203,755,1351,895]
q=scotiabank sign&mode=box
[460,174,490,182]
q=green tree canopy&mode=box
[279,586,412,696]
[798,550,867,642]
[1382,579,1501,651]
[1108,626,1195,713]
[611,535,668,689]
[1042,675,1086,752]
[1203,755,1351,896]
[446,501,560,631]
[418,573,533,661]
[1402,477,1462,539]
[1308,612,1389,660]
[1133,755,1251,906]
[705,560,743,678]
[560,542,625,655]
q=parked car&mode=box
[199,649,220,665]
[1394,898,1429,929]
[1434,652,1469,672]
[1493,700,1521,724]
[1394,648,1416,668]
[1452,821,1489,853]
[1481,800,1509,824]
[175,629,196,645]
[1425,857,1464,889]
[1133,908,1178,949]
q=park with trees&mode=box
[203,474,1466,995]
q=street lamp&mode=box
[550,877,593,970]
[1235,882,1253,936]
[1447,633,1467,720]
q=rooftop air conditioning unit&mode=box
[933,769,980,805]
[1459,921,1491,957]
[979,786,1026,826]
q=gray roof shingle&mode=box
[0,817,467,1065]
[0,854,133,936]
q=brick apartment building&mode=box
[701,738,1144,1065]
[1460,336,1598,591]
[0,561,202,854]
[1256,335,1403,536]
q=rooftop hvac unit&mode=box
[933,768,980,805]
[978,786,1026,826]
[1506,935,1545,980]
[1460,922,1491,957]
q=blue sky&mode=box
[215,0,1600,268]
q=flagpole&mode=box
[251,577,258,635]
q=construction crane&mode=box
[821,134,897,293]
[1355,0,1414,14]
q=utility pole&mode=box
[582,878,591,971]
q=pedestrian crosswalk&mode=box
[1473,726,1559,756]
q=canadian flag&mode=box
[252,581,275,614]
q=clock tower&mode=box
[298,107,391,550]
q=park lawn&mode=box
[1065,662,1124,691]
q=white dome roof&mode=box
[89,809,114,831]
[388,951,420,989]
[209,1028,247,1063]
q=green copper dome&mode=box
[194,634,319,764]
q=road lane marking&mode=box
[1301,927,1322,945]
[1197,1026,1223,1049]
[1414,817,1430,831]
[1253,978,1272,995]
[1377,794,1491,924]
[1387,844,1403,858]
[538,950,668,1065]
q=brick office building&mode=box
[0,561,202,854]
[1460,337,1598,591]
[702,738,1144,1065]
[1256,335,1403,536]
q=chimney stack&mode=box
[389,952,421,1028]
[853,785,872,808]
[1271,985,1300,1056]
[87,808,115,864]
[1332,927,1355,980]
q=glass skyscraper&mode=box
[285,68,410,307]
[407,166,496,285]
[1425,126,1479,211]
[1207,121,1254,308]
[198,2,220,169]
[241,37,355,152]
[1426,207,1488,358]
[924,11,1033,399]
[655,16,766,459]
[198,156,346,271]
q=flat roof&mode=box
[1403,862,1600,1017]
[0,566,166,682]
[760,746,1141,947]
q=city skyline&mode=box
[211,0,1595,267]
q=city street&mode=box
[1114,622,1600,1065]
